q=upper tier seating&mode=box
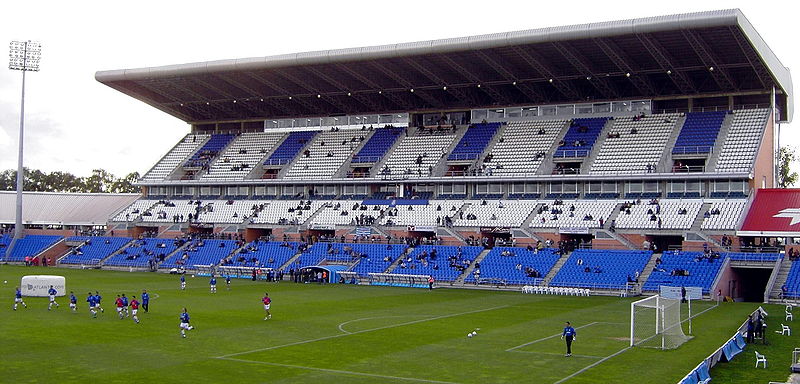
[590,113,680,174]
[378,200,464,226]
[381,133,457,178]
[448,123,500,161]
[284,128,367,179]
[105,238,179,267]
[464,247,560,285]
[715,109,770,173]
[265,131,318,166]
[113,200,158,221]
[201,132,285,181]
[529,200,618,229]
[160,239,238,269]
[184,134,236,168]
[351,243,408,276]
[192,200,258,224]
[139,200,208,224]
[484,119,566,176]
[554,117,609,158]
[643,251,725,293]
[0,234,62,262]
[60,236,131,265]
[672,111,726,154]
[454,200,537,227]
[249,200,325,225]
[351,127,404,163]
[615,199,703,230]
[700,200,747,230]
[226,241,299,268]
[550,249,652,289]
[140,134,209,181]
[391,245,483,281]
[310,201,385,226]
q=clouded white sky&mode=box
[0,0,795,178]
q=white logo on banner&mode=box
[773,208,800,226]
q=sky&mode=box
[0,0,796,178]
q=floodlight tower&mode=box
[5,41,41,260]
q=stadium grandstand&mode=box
[4,9,798,304]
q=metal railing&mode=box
[351,155,382,163]
[672,146,713,155]
[553,149,589,158]
[447,153,479,161]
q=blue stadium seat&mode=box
[672,111,726,154]
[0,234,62,262]
[448,123,500,161]
[642,251,725,293]
[464,246,560,285]
[105,238,179,267]
[264,131,318,165]
[550,249,652,289]
[554,117,610,158]
[351,127,403,163]
[60,236,131,265]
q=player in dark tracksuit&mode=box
[561,322,576,357]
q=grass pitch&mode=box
[0,266,791,383]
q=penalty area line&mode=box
[552,346,632,384]
[338,315,432,334]
[216,357,463,384]
[506,322,599,352]
[217,305,511,359]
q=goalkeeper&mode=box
[561,321,576,357]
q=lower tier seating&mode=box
[550,249,652,289]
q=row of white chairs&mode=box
[521,285,591,296]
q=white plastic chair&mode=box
[786,308,793,322]
[755,351,767,368]
[776,324,791,336]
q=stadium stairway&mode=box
[242,133,289,179]
[536,121,573,175]
[38,238,69,265]
[455,248,491,284]
[431,128,469,176]
[542,251,571,286]
[578,118,615,174]
[275,135,318,179]
[94,238,136,266]
[656,115,686,172]
[769,259,793,302]
[595,229,637,250]
[437,226,465,244]
[151,241,192,269]
[691,203,714,230]
[633,252,662,295]
[334,130,378,178]
[704,112,736,171]
[384,247,413,274]
[369,130,412,177]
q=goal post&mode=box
[630,295,691,349]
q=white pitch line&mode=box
[217,305,510,358]
[217,357,463,384]
[338,315,431,334]
[506,322,599,352]
[510,350,604,359]
[552,346,631,384]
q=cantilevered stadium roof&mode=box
[0,191,139,226]
[96,9,792,123]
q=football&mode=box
[467,333,473,338]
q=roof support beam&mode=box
[193,77,264,117]
[473,51,546,103]
[637,34,696,94]
[135,82,206,120]
[681,30,737,91]
[401,57,474,106]
[551,42,618,99]
[729,26,771,89]
[304,66,385,112]
[215,75,295,116]
[243,72,325,115]
[334,63,414,111]
[273,68,356,114]
[439,56,515,105]
[368,61,445,109]
[511,46,582,100]
[593,38,657,96]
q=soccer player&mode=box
[48,286,59,310]
[180,274,186,290]
[130,295,140,324]
[13,287,27,310]
[179,308,194,338]
[141,290,150,313]
[262,293,271,320]
[210,276,217,294]
[226,275,231,290]
[87,292,98,318]
[121,294,130,317]
[95,291,105,313]
[561,321,577,357]
[69,291,78,312]
[115,295,125,319]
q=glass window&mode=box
[505,108,521,118]
[266,186,278,196]
[612,101,632,113]
[521,107,538,118]
[557,105,574,116]
[576,104,594,114]
[487,109,505,120]
[644,182,660,193]
[627,182,643,193]
[476,184,489,194]
[525,183,540,193]
[592,103,611,113]
[471,109,488,121]
[541,106,557,116]
[550,183,563,193]
[453,184,467,194]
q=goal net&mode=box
[630,295,691,349]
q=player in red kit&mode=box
[262,293,272,320]
[130,296,140,324]
[115,295,125,319]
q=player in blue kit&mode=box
[141,290,150,313]
[226,275,231,290]
[87,292,98,318]
[13,287,27,310]
[121,294,129,317]
[179,307,194,338]
[48,286,59,310]
[561,321,577,357]
[210,276,217,294]
[180,275,186,290]
[69,292,77,312]
[95,291,105,313]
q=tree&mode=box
[83,169,115,193]
[109,172,141,193]
[778,146,799,188]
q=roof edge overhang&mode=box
[95,9,793,122]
